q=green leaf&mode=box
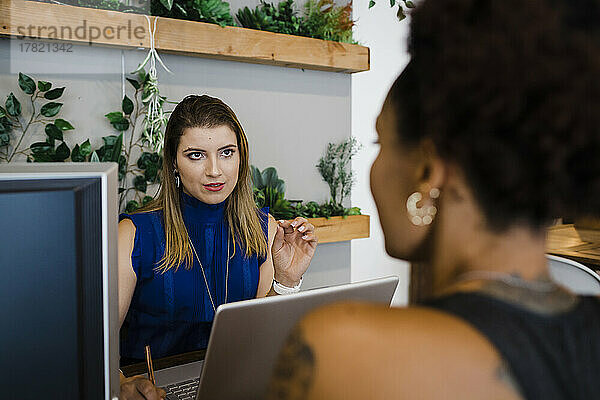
[174,2,187,15]
[261,167,280,188]
[0,133,9,147]
[37,81,52,92]
[118,155,127,181]
[105,111,124,122]
[143,195,153,205]
[126,78,140,90]
[0,106,5,119]
[90,151,100,162]
[54,119,74,131]
[144,163,159,182]
[404,0,415,8]
[369,0,376,9]
[112,133,123,162]
[105,111,129,131]
[134,175,147,193]
[54,142,70,161]
[40,102,62,117]
[137,152,153,169]
[18,73,36,95]
[111,118,129,131]
[347,207,361,216]
[251,165,264,189]
[397,6,406,20]
[6,93,22,117]
[44,87,65,100]
[100,133,123,162]
[390,0,396,6]
[71,144,84,162]
[45,123,63,142]
[122,95,134,115]
[102,135,119,147]
[159,0,173,11]
[79,139,92,158]
[125,200,140,213]
[30,141,53,155]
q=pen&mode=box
[144,344,156,386]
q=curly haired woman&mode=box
[268,1,600,399]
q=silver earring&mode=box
[407,188,440,226]
[174,170,181,189]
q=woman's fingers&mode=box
[273,223,285,251]
[136,379,162,400]
[300,232,317,243]
[278,217,313,235]
[296,221,315,235]
[120,376,165,400]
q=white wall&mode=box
[351,2,411,306]
[0,0,354,289]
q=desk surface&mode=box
[121,349,206,377]
[546,224,600,268]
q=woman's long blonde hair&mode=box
[138,95,267,273]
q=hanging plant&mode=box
[100,68,171,212]
[131,15,174,154]
[369,0,416,21]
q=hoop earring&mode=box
[174,170,181,189]
[407,188,440,226]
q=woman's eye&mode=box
[188,152,205,160]
[221,149,235,158]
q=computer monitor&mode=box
[0,163,119,400]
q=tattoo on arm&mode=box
[496,359,523,397]
[267,326,316,400]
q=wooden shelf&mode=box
[0,0,370,73]
[309,215,370,244]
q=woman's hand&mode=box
[272,217,317,286]
[120,374,166,400]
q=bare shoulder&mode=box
[118,217,136,240]
[267,213,278,241]
[269,302,523,400]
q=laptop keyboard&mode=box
[163,378,200,400]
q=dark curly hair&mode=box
[391,0,600,231]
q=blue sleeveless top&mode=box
[119,192,269,360]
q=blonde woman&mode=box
[118,95,317,400]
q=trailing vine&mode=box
[0,73,75,163]
[368,0,416,21]
[0,70,173,213]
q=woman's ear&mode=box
[415,138,446,192]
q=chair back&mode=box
[547,255,600,295]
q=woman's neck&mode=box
[431,224,550,295]
[429,224,578,314]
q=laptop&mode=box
[152,276,399,400]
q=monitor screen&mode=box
[0,164,119,400]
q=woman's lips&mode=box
[203,183,225,192]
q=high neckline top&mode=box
[180,190,226,223]
[118,193,269,360]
